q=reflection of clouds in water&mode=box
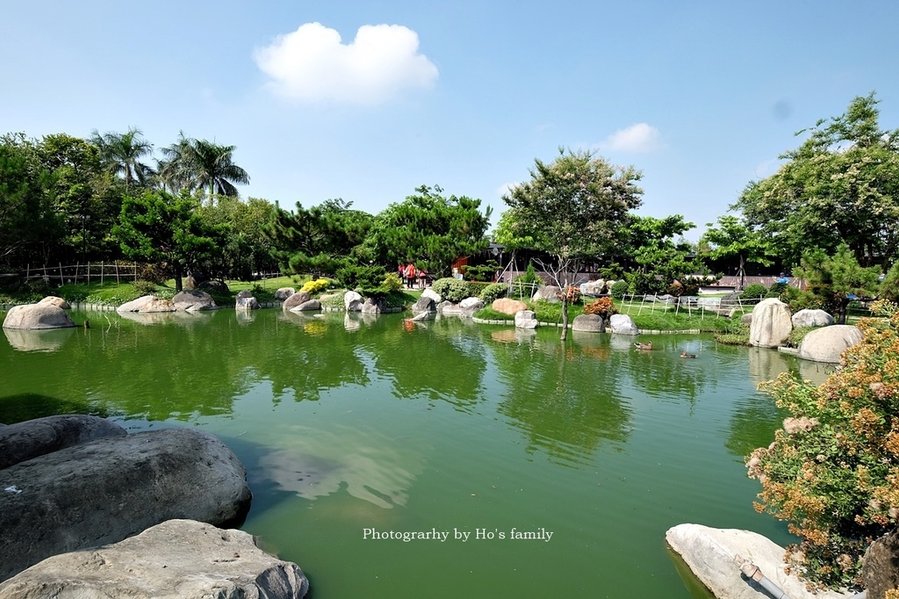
[3,327,74,352]
[258,425,424,509]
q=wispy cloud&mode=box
[600,122,662,153]
[254,22,438,105]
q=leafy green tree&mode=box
[0,134,61,266]
[361,185,491,277]
[795,243,881,323]
[748,301,899,590]
[503,148,642,338]
[735,94,899,268]
[701,215,776,289]
[114,190,220,291]
[195,196,280,280]
[614,215,704,294]
[91,127,154,188]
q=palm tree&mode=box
[188,138,250,202]
[91,127,154,188]
[155,135,249,203]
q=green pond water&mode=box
[0,308,834,598]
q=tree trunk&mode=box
[738,254,746,290]
[174,264,183,292]
[560,294,569,341]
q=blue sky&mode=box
[2,1,898,239]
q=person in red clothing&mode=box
[404,262,416,288]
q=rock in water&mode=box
[2,304,75,330]
[0,519,308,598]
[609,314,639,335]
[572,314,605,333]
[0,428,251,581]
[0,415,125,470]
[798,324,863,364]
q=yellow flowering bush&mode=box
[300,277,334,295]
[748,300,899,590]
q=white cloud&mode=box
[600,122,662,153]
[496,181,519,198]
[254,22,438,105]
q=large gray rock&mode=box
[740,312,753,325]
[609,314,639,335]
[749,298,793,348]
[438,301,463,316]
[0,415,126,470]
[117,295,155,313]
[172,290,216,312]
[862,528,899,599]
[666,523,850,599]
[274,287,296,301]
[37,296,70,310]
[422,288,442,304]
[235,290,259,310]
[791,309,835,328]
[459,297,484,313]
[0,428,251,581]
[2,304,75,330]
[117,296,177,314]
[282,291,311,312]
[798,324,863,364]
[572,314,605,333]
[532,285,561,303]
[289,299,321,312]
[411,296,435,315]
[361,298,381,314]
[514,310,538,329]
[0,519,308,599]
[344,290,363,312]
[492,298,527,315]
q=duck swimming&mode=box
[634,342,653,351]
[680,350,697,358]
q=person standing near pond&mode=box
[404,262,416,289]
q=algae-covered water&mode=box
[0,308,831,597]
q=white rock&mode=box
[459,297,484,312]
[609,314,639,335]
[2,304,75,330]
[749,298,792,348]
[798,324,863,364]
[791,309,835,328]
[344,290,363,312]
[422,288,442,304]
[0,519,308,599]
[514,310,538,329]
[666,523,851,599]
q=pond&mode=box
[0,308,834,598]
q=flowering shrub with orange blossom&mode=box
[747,300,899,590]
[583,297,617,318]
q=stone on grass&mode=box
[609,314,639,336]
[2,304,75,330]
[515,310,538,329]
[665,523,850,599]
[572,314,605,333]
[532,285,561,303]
[459,297,484,313]
[580,279,606,296]
[749,298,792,348]
[791,309,835,328]
[862,528,899,599]
[0,428,251,581]
[0,415,125,470]
[740,312,753,325]
[492,298,527,316]
[797,324,863,364]
[0,519,308,599]
[172,290,216,312]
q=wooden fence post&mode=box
[58,262,64,286]
[115,261,120,284]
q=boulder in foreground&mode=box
[0,428,251,581]
[797,324,863,364]
[0,415,125,470]
[666,523,851,599]
[0,519,308,598]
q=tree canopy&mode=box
[735,94,899,268]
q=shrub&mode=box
[480,282,508,304]
[880,261,899,302]
[747,300,899,590]
[561,285,581,304]
[464,260,500,283]
[740,283,768,300]
[780,286,824,312]
[432,277,471,303]
[766,281,788,298]
[300,277,335,295]
[133,279,158,295]
[335,264,387,294]
[583,297,616,318]
[610,280,629,299]
[379,273,403,294]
